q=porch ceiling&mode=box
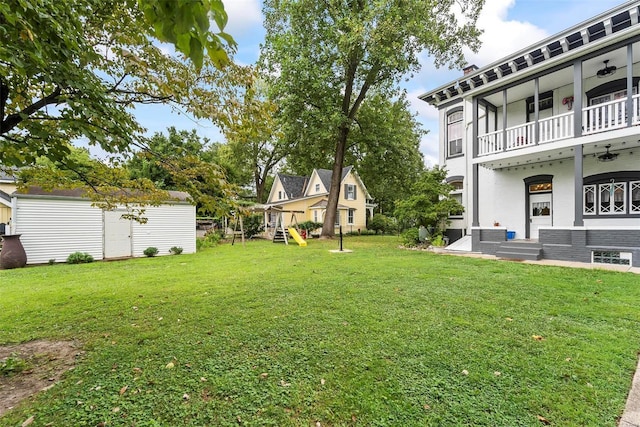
[477,135,640,170]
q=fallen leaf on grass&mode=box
[461,369,469,375]
[536,415,550,424]
[320,378,325,385]
[21,416,34,427]
[165,362,175,369]
[505,317,513,321]
[280,380,291,387]
[183,393,190,400]
[532,335,545,341]
[119,385,128,396]
[260,373,268,379]
[423,404,431,410]
[494,371,501,376]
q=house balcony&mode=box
[472,41,640,165]
[477,94,640,157]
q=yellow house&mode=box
[265,166,375,234]
[0,171,17,228]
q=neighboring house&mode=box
[9,187,196,264]
[420,2,640,267]
[0,170,17,227]
[265,166,375,234]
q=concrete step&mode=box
[496,241,542,260]
[495,250,542,261]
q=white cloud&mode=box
[463,0,548,67]
[223,0,263,34]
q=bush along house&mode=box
[420,1,640,267]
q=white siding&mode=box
[13,198,103,264]
[131,204,196,256]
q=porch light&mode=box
[597,144,619,162]
[596,60,616,78]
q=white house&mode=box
[8,187,196,264]
[420,2,640,267]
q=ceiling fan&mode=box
[597,144,619,162]
[596,60,617,78]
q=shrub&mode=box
[401,228,420,247]
[143,247,159,257]
[298,221,323,232]
[243,214,265,238]
[169,246,183,255]
[197,229,223,251]
[66,252,94,264]
[430,235,447,247]
[368,214,392,235]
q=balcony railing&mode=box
[477,112,574,156]
[477,97,639,157]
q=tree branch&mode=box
[1,86,62,135]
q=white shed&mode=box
[10,187,196,264]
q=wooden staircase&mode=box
[273,229,288,243]
[495,241,543,261]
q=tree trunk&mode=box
[320,125,349,238]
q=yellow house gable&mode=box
[304,170,327,197]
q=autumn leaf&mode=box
[119,385,128,395]
[532,335,545,341]
[165,362,175,369]
[537,414,551,424]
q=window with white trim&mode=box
[583,185,596,214]
[447,110,463,157]
[345,184,356,200]
[313,210,318,222]
[631,181,640,213]
[347,209,355,225]
[599,182,626,214]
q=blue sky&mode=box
[133,0,626,167]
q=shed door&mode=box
[104,211,132,258]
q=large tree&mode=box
[0,0,237,209]
[286,92,425,214]
[217,67,290,203]
[262,0,483,237]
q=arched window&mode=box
[446,109,463,157]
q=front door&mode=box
[529,193,552,240]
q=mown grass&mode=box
[1,236,639,426]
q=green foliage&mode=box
[138,0,236,70]
[0,0,240,216]
[401,227,420,247]
[430,235,447,247]
[126,127,238,218]
[169,246,183,255]
[367,213,394,235]
[395,166,464,232]
[196,230,223,251]
[298,221,323,232]
[0,353,29,377]
[66,252,94,264]
[143,247,159,257]
[242,214,265,239]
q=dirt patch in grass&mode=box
[0,340,83,417]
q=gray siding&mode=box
[14,198,103,264]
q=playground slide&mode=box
[288,228,307,247]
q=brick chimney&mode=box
[463,64,478,75]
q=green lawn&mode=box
[1,236,639,426]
